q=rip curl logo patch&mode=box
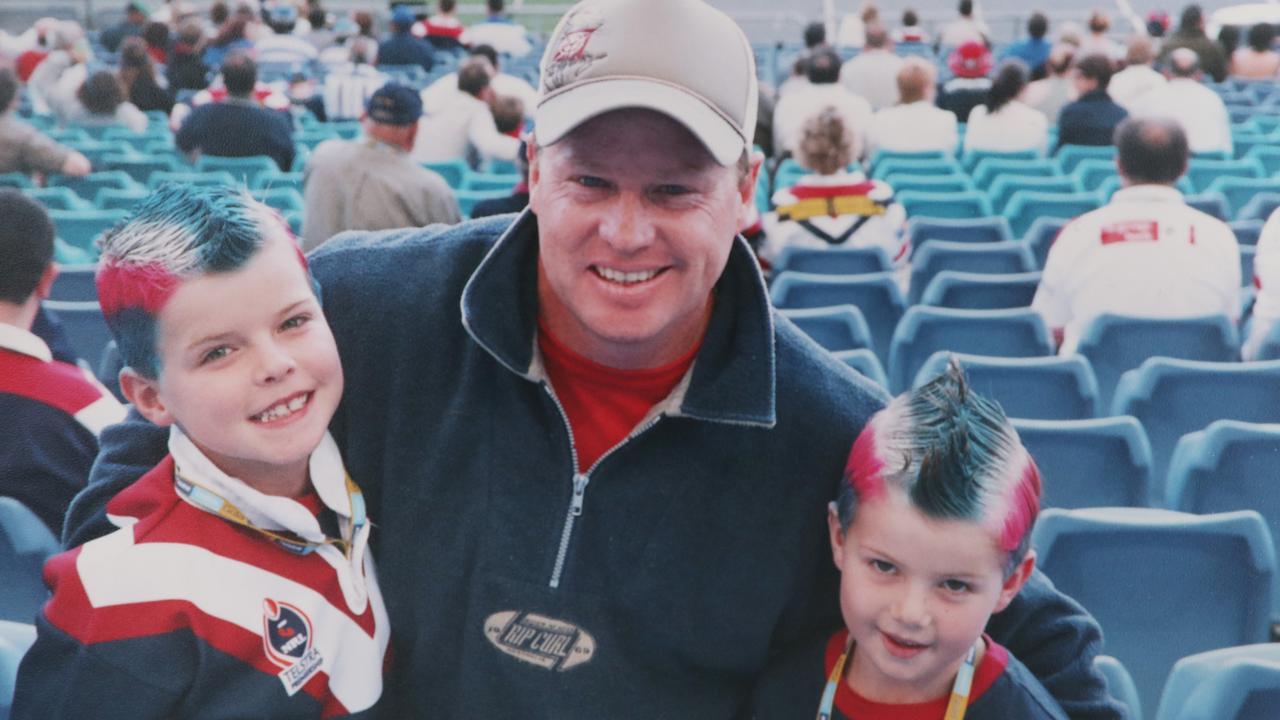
[263,599,324,695]
[542,5,607,92]
[484,611,596,671]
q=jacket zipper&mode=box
[543,381,662,589]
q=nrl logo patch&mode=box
[484,611,596,671]
[542,4,607,93]
[263,599,324,696]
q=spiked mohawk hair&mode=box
[836,358,1042,576]
[96,184,305,378]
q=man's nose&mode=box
[599,192,656,253]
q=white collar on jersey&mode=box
[0,323,53,362]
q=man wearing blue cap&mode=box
[378,5,434,71]
[301,81,460,251]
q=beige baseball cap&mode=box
[535,0,758,167]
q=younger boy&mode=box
[13,186,389,719]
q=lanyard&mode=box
[173,466,367,558]
[816,635,980,720]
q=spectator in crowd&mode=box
[893,7,929,46]
[1033,117,1239,354]
[166,20,210,92]
[803,20,827,50]
[1245,208,1280,358]
[761,106,907,280]
[420,44,538,118]
[839,23,903,111]
[255,2,318,65]
[491,94,525,137]
[1025,43,1076,121]
[1217,24,1242,61]
[1109,35,1166,111]
[27,20,89,116]
[206,0,229,36]
[1001,12,1052,79]
[378,4,434,71]
[834,3,876,49]
[1056,54,1127,149]
[965,60,1049,155]
[304,82,459,251]
[11,17,58,83]
[777,52,812,99]
[774,47,873,160]
[1131,49,1232,155]
[0,189,125,537]
[303,3,336,51]
[59,2,1124,718]
[318,14,364,66]
[1230,23,1280,78]
[464,0,533,57]
[141,21,169,64]
[0,69,90,178]
[203,16,252,68]
[56,70,149,133]
[1158,4,1228,82]
[866,57,959,156]
[321,35,386,121]
[412,56,521,167]
[1078,9,1123,63]
[938,40,994,122]
[939,0,989,48]
[99,1,148,53]
[176,53,295,171]
[470,138,530,219]
[421,0,465,51]
[118,37,174,114]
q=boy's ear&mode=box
[119,368,176,427]
[827,502,847,571]
[994,549,1037,614]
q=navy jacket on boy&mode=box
[62,212,1123,719]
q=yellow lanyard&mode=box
[816,635,980,720]
[173,466,366,559]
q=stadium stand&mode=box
[1154,644,1280,720]
[918,270,1041,309]
[1012,416,1152,510]
[778,305,872,353]
[912,351,1100,421]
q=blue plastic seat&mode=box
[907,241,1036,305]
[832,349,888,388]
[1002,191,1101,238]
[1096,655,1143,720]
[1112,358,1280,503]
[252,171,304,192]
[421,159,470,188]
[48,170,141,203]
[870,150,949,171]
[23,186,90,211]
[0,173,33,189]
[0,498,59,623]
[1012,416,1152,509]
[1070,158,1120,193]
[1184,192,1230,221]
[1185,157,1264,194]
[987,174,1081,215]
[1167,419,1280,619]
[770,271,906,368]
[1204,176,1280,219]
[101,153,179,185]
[147,170,238,190]
[919,270,1041,309]
[1155,644,1280,720]
[1241,245,1257,288]
[881,174,974,194]
[778,305,872,353]
[1021,216,1068,270]
[95,186,151,211]
[455,188,508,217]
[251,186,305,213]
[49,264,98,302]
[907,216,1011,252]
[913,351,1100,420]
[48,209,128,254]
[869,156,961,181]
[887,306,1053,393]
[462,173,522,192]
[1231,219,1264,246]
[1244,144,1280,175]
[1032,507,1275,717]
[1055,144,1117,174]
[772,246,892,276]
[966,154,1052,184]
[896,190,992,220]
[1076,314,1240,412]
[1238,191,1280,222]
[195,155,280,186]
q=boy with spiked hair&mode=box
[13,185,389,719]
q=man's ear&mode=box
[737,150,764,228]
[119,367,176,427]
[33,263,58,301]
[994,549,1037,613]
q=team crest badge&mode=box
[263,599,325,695]
[484,611,596,671]
[542,4,608,92]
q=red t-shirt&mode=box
[537,321,700,472]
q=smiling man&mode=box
[66,0,1122,717]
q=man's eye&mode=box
[281,313,310,331]
[200,346,231,365]
[576,176,608,188]
[941,579,972,593]
[869,559,896,574]
[655,184,692,195]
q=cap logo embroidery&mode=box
[484,611,596,671]
[263,599,325,696]
[543,5,607,92]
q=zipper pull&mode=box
[570,473,589,516]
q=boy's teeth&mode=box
[254,394,308,422]
[596,267,658,284]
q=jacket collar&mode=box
[460,209,777,427]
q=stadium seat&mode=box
[0,619,36,718]
[1011,416,1152,509]
[1167,420,1280,619]
[1111,358,1280,502]
[1243,144,1280,176]
[887,306,1053,393]
[1070,157,1120,193]
[772,159,811,193]
[1185,157,1264,194]
[1096,655,1143,720]
[1241,245,1256,288]
[52,239,94,265]
[1002,191,1101,238]
[147,170,238,190]
[896,189,992,220]
[1155,644,1280,720]
[772,245,892,276]
[987,175,1081,215]
[869,157,963,181]
[881,174,974,194]
[1075,314,1240,411]
[48,208,128,254]
[913,351,1100,420]
[1204,176,1280,219]
[48,170,141,202]
[1032,507,1274,716]
[195,155,280,186]
[422,159,470,188]
[970,157,1060,190]
[0,497,59,623]
[832,348,888,388]
[252,187,305,213]
[23,186,90,211]
[779,305,872,353]
[961,149,1042,175]
[295,128,339,150]
[41,299,113,368]
[869,149,948,169]
[1231,219,1265,246]
[1184,193,1230,221]
[1021,216,1067,269]
[770,271,905,367]
[918,270,1041,309]
[252,171,304,192]
[1055,144,1116,174]
[462,173,522,192]
[95,187,151,211]
[455,188,509,217]
[1238,191,1280,222]
[49,264,98,302]
[907,241,1036,305]
[101,153,179,185]
[0,173,33,189]
[907,216,1011,252]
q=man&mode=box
[938,0,989,48]
[1108,35,1166,111]
[421,0,465,51]
[377,5,434,71]
[67,1,1123,717]
[773,47,873,160]
[866,57,959,156]
[175,53,295,171]
[419,44,539,118]
[1000,11,1051,79]
[254,2,319,65]
[1033,118,1240,355]
[838,23,903,111]
[302,82,460,251]
[412,56,520,167]
[99,1,148,53]
[938,40,994,122]
[1130,49,1232,156]
[1056,54,1128,149]
[1157,3,1227,82]
[0,69,90,179]
[1245,209,1280,359]
[0,190,125,537]
[321,36,387,121]
[464,0,533,57]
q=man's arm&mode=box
[986,569,1125,720]
[60,407,166,549]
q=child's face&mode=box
[123,233,343,489]
[827,491,1033,702]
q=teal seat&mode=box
[1011,416,1152,509]
[897,190,992,220]
[970,157,1059,189]
[1239,191,1280,222]
[1204,175,1280,218]
[1070,158,1120,192]
[252,171,304,192]
[1096,656,1142,720]
[772,246,892,276]
[147,170,238,190]
[908,216,1011,252]
[988,174,1081,214]
[462,173,521,192]
[914,351,1100,420]
[23,186,91,211]
[919,270,1042,309]
[49,264,99,301]
[196,155,280,186]
[1243,144,1280,176]
[1155,644,1280,720]
[770,271,905,367]
[779,305,873,353]
[455,188,507,217]
[0,498,59,623]
[869,157,963,181]
[960,148,1041,174]
[882,174,974,194]
[252,187,305,213]
[422,159,470,188]
[102,153,180,185]
[887,306,1053,393]
[1054,144,1116,174]
[95,187,151,211]
[1003,191,1101,238]
[48,208,128,253]
[0,173,33,189]
[832,348,888,388]
[49,171,142,203]
[907,240,1035,305]
[1185,157,1264,194]
[1022,216,1068,269]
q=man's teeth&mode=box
[254,394,308,422]
[596,267,659,284]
